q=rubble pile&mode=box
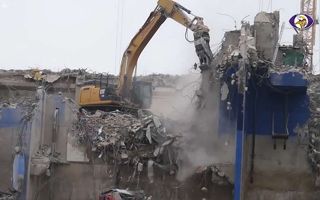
[99,189,146,200]
[269,64,309,74]
[74,109,179,174]
[0,192,16,200]
[307,74,320,184]
[23,68,87,83]
[0,96,36,113]
[30,145,63,176]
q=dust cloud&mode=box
[150,73,200,120]
[150,71,235,181]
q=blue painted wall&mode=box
[219,69,310,136]
[0,106,31,200]
[219,65,310,200]
[0,108,22,128]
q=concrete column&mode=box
[26,87,47,200]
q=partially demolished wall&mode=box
[2,10,320,200]
[0,68,235,200]
[307,75,320,186]
[205,10,320,200]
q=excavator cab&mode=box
[79,79,151,110]
[132,81,153,109]
[99,86,121,102]
[79,78,121,109]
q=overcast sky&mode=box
[0,0,317,75]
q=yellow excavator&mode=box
[79,0,213,109]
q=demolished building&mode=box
[1,68,232,200]
[192,11,320,200]
[1,9,320,200]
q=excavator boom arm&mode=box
[157,0,209,32]
[117,0,212,99]
[117,10,166,98]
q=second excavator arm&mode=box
[117,0,213,99]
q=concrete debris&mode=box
[99,189,147,200]
[30,145,62,176]
[24,69,42,81]
[147,160,154,183]
[1,68,87,85]
[30,155,50,176]
[146,125,152,144]
[0,192,16,200]
[24,69,61,83]
[307,74,320,184]
[269,65,309,74]
[254,11,279,61]
[44,74,61,83]
[74,109,179,174]
[254,11,276,23]
[0,96,36,114]
[194,165,232,186]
